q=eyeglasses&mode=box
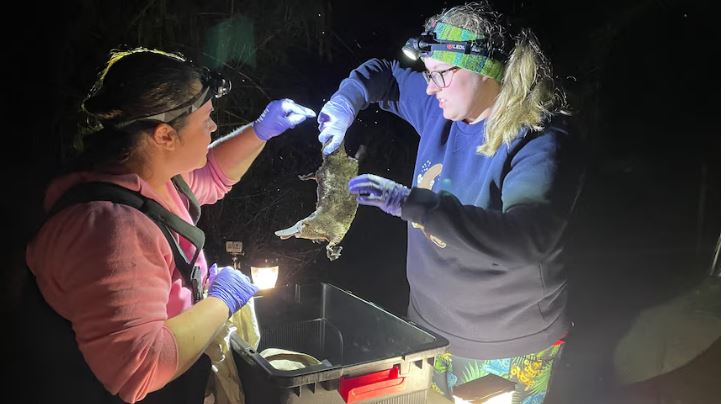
[114,67,231,129]
[423,66,460,89]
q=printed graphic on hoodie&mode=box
[411,161,447,248]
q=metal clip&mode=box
[191,265,204,302]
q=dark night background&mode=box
[2,0,720,403]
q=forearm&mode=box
[209,124,266,181]
[336,58,427,126]
[402,130,583,265]
[402,188,567,266]
[164,296,229,379]
[336,58,399,108]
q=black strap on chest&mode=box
[47,175,206,302]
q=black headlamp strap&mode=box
[114,87,211,129]
[426,41,505,60]
[112,67,229,129]
[420,29,503,56]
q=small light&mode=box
[250,258,279,290]
[402,45,419,60]
[451,374,516,404]
[453,391,514,404]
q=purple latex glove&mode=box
[348,174,411,218]
[207,264,258,317]
[205,263,218,289]
[318,95,357,155]
[253,98,316,141]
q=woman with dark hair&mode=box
[24,47,316,403]
[317,2,584,402]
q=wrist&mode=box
[399,182,411,194]
[400,187,435,222]
[251,123,269,142]
[326,95,356,127]
[252,120,273,141]
[392,184,411,218]
[400,185,411,205]
[200,295,232,321]
[207,290,235,318]
[336,80,368,112]
[205,295,231,316]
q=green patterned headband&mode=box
[430,22,505,82]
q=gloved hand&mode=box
[348,174,411,218]
[206,264,258,317]
[318,95,357,155]
[205,263,219,289]
[253,98,316,141]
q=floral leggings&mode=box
[432,341,565,404]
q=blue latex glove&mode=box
[318,95,357,155]
[348,174,411,218]
[253,98,316,141]
[207,264,258,317]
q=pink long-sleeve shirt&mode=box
[26,152,236,403]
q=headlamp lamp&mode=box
[401,30,507,62]
[114,67,230,129]
[402,32,437,60]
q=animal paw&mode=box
[326,244,342,260]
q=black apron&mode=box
[19,277,211,404]
[20,176,210,403]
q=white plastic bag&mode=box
[205,299,260,404]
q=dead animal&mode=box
[275,144,365,260]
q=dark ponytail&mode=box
[68,47,202,172]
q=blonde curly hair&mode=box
[425,2,568,156]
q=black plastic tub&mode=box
[231,282,449,403]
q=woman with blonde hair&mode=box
[317,2,583,401]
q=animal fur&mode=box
[275,145,364,260]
